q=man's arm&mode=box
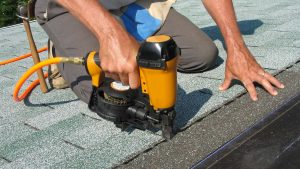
[202,0,284,101]
[56,0,140,88]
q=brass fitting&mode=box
[61,57,84,65]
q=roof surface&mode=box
[0,0,300,168]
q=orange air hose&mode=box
[13,57,83,102]
[0,47,48,101]
[15,72,49,102]
[0,47,48,66]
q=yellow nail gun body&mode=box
[85,35,180,139]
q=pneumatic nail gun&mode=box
[84,35,180,139]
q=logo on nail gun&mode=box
[110,81,130,91]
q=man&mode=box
[35,0,284,104]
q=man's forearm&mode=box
[56,0,140,88]
[57,0,127,42]
[202,0,244,49]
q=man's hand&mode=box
[57,0,140,89]
[202,0,284,101]
[99,25,140,88]
[219,41,284,101]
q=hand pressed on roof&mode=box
[219,41,284,101]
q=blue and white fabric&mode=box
[100,0,176,41]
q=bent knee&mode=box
[177,42,218,73]
[202,42,219,70]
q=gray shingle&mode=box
[26,88,79,109]
[0,133,63,161]
[175,89,228,129]
[0,115,97,161]
[288,63,300,72]
[44,114,99,138]
[51,130,162,169]
[263,38,296,48]
[0,122,37,148]
[0,143,81,169]
[248,46,300,70]
[178,73,246,98]
[0,158,8,167]
[273,18,300,32]
[261,8,300,20]
[195,64,226,80]
[24,101,85,130]
[243,31,287,47]
[0,65,27,77]
[261,18,289,26]
[0,88,52,124]
[0,118,7,126]
[283,5,300,10]
[293,40,300,48]
[0,76,14,89]
[63,120,121,149]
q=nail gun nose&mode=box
[126,106,159,123]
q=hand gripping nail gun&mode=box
[84,35,180,139]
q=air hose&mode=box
[0,47,48,101]
[0,47,48,66]
[13,57,84,102]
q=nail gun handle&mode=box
[84,51,104,87]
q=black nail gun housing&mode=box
[88,78,166,132]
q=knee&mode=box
[177,42,219,73]
[203,42,219,70]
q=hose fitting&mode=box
[61,57,84,65]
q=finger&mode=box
[119,73,129,85]
[243,79,258,101]
[264,72,285,89]
[128,69,140,89]
[219,73,232,91]
[255,76,278,96]
[105,73,120,81]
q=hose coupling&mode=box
[61,57,84,65]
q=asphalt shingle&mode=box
[177,73,246,98]
[0,134,64,162]
[289,62,300,72]
[251,47,300,70]
[0,122,37,148]
[273,18,300,32]
[0,158,8,167]
[51,130,162,169]
[24,101,84,130]
[243,31,287,47]
[0,143,81,169]
[26,87,79,108]
[0,64,26,76]
[263,37,296,48]
[0,114,97,161]
[293,40,300,48]
[0,91,52,124]
[43,114,100,139]
[0,76,14,89]
[63,119,122,149]
[175,91,225,128]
